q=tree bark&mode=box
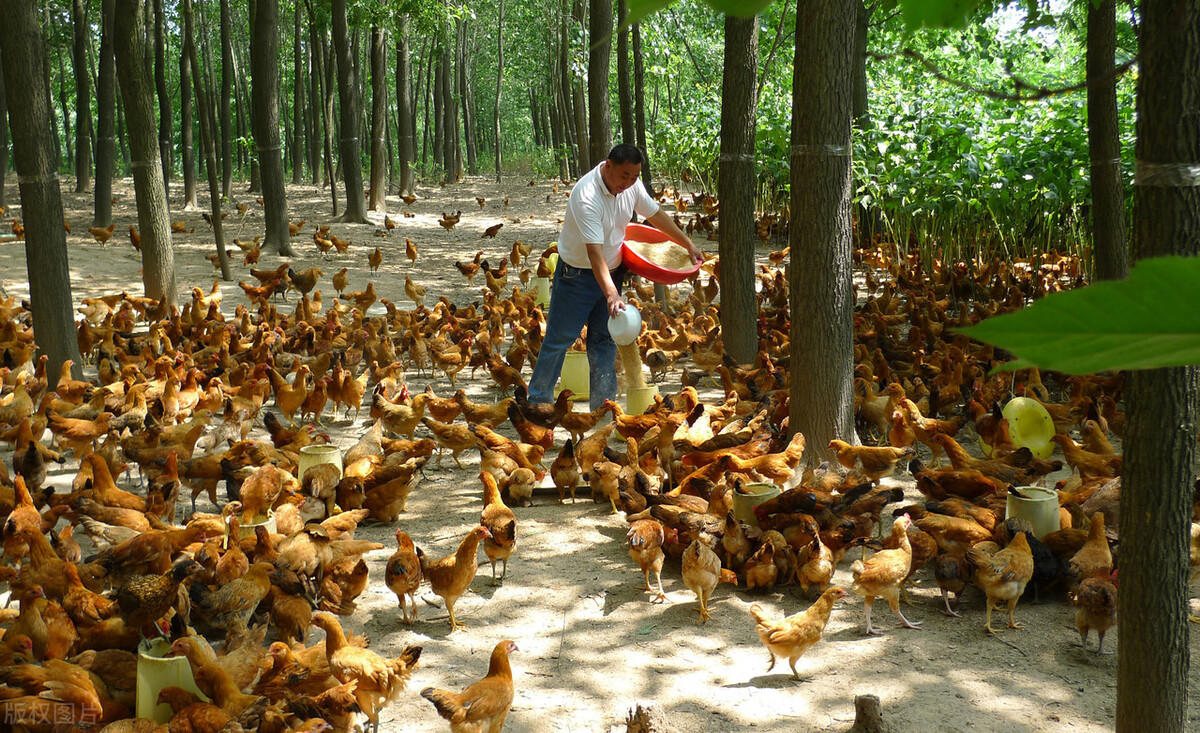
[180,40,199,210]
[1087,0,1128,281]
[572,0,590,173]
[616,0,635,146]
[309,19,321,186]
[0,53,8,209]
[219,0,233,196]
[153,0,172,197]
[439,30,452,178]
[318,28,338,213]
[72,0,93,193]
[788,0,857,460]
[368,24,388,211]
[114,0,178,307]
[395,15,415,196]
[42,8,62,171]
[0,0,86,382]
[719,15,759,365]
[458,19,477,176]
[58,46,75,174]
[1116,1,1200,730]
[93,0,117,226]
[250,0,295,254]
[183,0,230,280]
[494,0,505,183]
[851,0,870,129]
[330,0,368,223]
[292,4,304,185]
[632,22,651,192]
[588,0,613,163]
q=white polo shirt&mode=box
[558,161,661,269]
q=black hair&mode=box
[607,143,645,166]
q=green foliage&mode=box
[900,0,984,30]
[961,256,1200,374]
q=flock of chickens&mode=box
[0,181,1194,732]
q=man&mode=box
[527,144,703,410]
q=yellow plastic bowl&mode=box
[1002,397,1055,459]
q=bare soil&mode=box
[2,172,1198,732]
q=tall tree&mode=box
[179,39,199,210]
[851,0,870,128]
[93,0,117,226]
[440,24,454,178]
[250,0,296,254]
[332,0,369,223]
[457,18,477,175]
[0,0,86,382]
[395,14,415,196]
[632,21,651,192]
[493,0,505,182]
[571,0,590,172]
[293,4,304,185]
[42,7,61,170]
[718,14,759,365]
[588,0,613,163]
[154,0,172,196]
[0,46,10,209]
[182,0,230,280]
[1116,1,1200,730]
[1087,0,1128,281]
[71,0,93,192]
[788,0,857,461]
[368,24,388,212]
[115,0,177,307]
[616,0,635,145]
[219,0,233,196]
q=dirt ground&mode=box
[2,171,1200,732]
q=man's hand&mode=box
[686,244,705,264]
[606,291,627,318]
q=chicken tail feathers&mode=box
[850,559,865,582]
[421,687,466,722]
[748,602,771,625]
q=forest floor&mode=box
[2,172,1199,732]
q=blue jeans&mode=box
[528,260,628,411]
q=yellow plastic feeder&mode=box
[557,350,589,400]
[1005,485,1060,539]
[1002,397,1056,459]
[136,638,208,723]
[298,444,343,482]
[532,276,551,307]
[731,481,781,528]
[627,386,659,415]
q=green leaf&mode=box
[960,256,1200,374]
[702,0,776,17]
[900,0,983,30]
[624,0,678,29]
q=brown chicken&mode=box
[268,365,312,426]
[313,612,422,733]
[682,537,723,624]
[749,587,848,679]
[386,529,424,624]
[422,417,476,469]
[627,519,668,602]
[421,639,518,733]
[850,516,921,635]
[188,562,275,637]
[1067,512,1113,589]
[369,246,383,272]
[288,266,323,297]
[373,391,429,438]
[1074,574,1118,654]
[548,438,581,505]
[969,531,1035,634]
[828,440,914,482]
[1050,434,1123,480]
[480,471,517,585]
[591,460,622,514]
[422,526,491,631]
[114,560,200,643]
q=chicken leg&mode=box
[697,589,713,625]
[446,599,466,632]
[642,567,666,603]
[940,588,962,618]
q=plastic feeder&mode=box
[136,638,208,723]
[607,305,642,347]
[298,444,344,483]
[1005,485,1060,539]
[731,481,781,528]
[557,351,589,401]
[1002,397,1056,459]
[620,223,701,285]
[532,276,551,307]
[626,385,659,416]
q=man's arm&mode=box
[586,243,626,318]
[645,209,705,264]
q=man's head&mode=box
[602,144,645,196]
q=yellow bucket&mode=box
[532,276,551,307]
[297,444,343,482]
[1005,485,1060,539]
[557,350,589,400]
[731,481,780,528]
[627,386,658,415]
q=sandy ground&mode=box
[2,171,1199,732]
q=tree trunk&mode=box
[309,21,321,186]
[632,21,651,191]
[250,0,295,254]
[1087,0,1128,281]
[331,0,368,223]
[616,0,635,146]
[58,50,74,174]
[851,0,870,129]
[395,15,415,196]
[93,0,117,226]
[572,0,590,172]
[458,19,477,176]
[493,0,505,183]
[788,0,857,460]
[180,43,199,210]
[0,53,8,209]
[42,8,61,171]
[293,5,304,185]
[219,0,233,196]
[1115,1,1200,730]
[588,0,613,163]
[368,24,387,212]
[183,0,230,280]
[558,1,578,176]
[115,0,177,307]
[319,29,337,213]
[718,15,759,365]
[0,0,86,382]
[549,73,568,180]
[439,32,452,178]
[154,0,172,197]
[72,0,93,192]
